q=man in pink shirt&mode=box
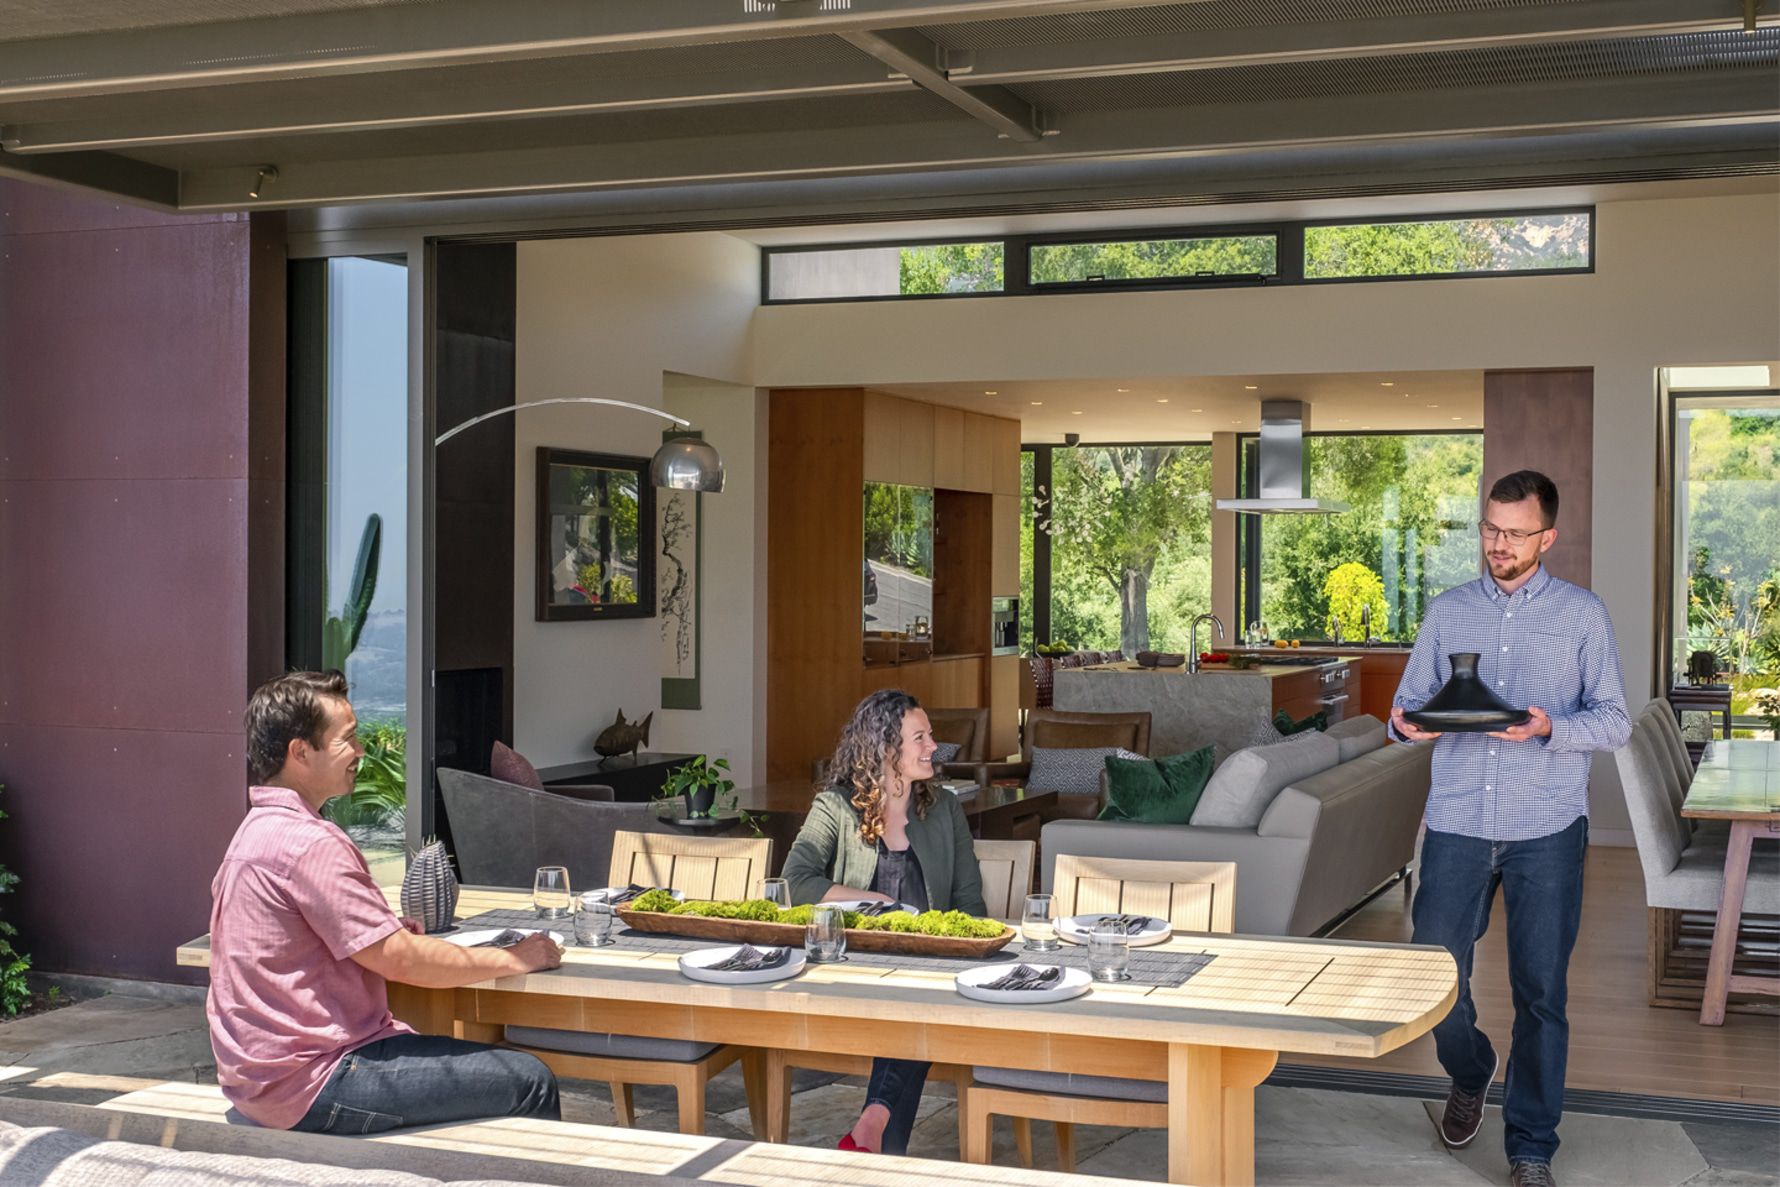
[209,671,563,1134]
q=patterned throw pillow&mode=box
[490,740,545,791]
[1027,745,1143,796]
[931,742,962,766]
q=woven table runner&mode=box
[451,908,1216,989]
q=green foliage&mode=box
[1030,235,1276,283]
[1043,445,1213,654]
[609,573,637,604]
[863,484,932,578]
[322,720,407,829]
[323,514,381,671]
[0,785,28,1016]
[639,898,1006,938]
[1304,214,1588,279]
[656,756,764,836]
[1322,562,1389,640]
[898,243,1004,294]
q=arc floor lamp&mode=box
[434,397,725,493]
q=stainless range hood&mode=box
[1216,399,1350,515]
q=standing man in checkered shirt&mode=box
[1391,470,1630,1187]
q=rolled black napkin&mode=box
[471,928,529,949]
[605,884,656,904]
[1109,914,1155,936]
[709,945,788,973]
[858,900,901,917]
[983,964,1063,992]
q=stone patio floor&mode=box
[2,991,1774,1186]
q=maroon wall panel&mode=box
[0,179,283,983]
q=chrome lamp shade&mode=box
[649,437,725,493]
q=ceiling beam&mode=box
[0,0,1186,102]
[0,144,178,207]
[840,28,1046,141]
[2,0,1769,155]
[169,72,1779,211]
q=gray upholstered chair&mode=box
[1616,714,1779,1008]
[435,768,674,892]
[967,709,1152,820]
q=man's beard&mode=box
[1487,551,1539,583]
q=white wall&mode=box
[513,234,762,778]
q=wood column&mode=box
[1483,369,1594,587]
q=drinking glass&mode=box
[1022,893,1059,952]
[759,878,791,909]
[574,893,614,947]
[1087,918,1131,982]
[806,903,848,963]
[533,866,572,919]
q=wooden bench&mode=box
[68,1081,1134,1185]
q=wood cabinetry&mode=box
[769,387,1021,780]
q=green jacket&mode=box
[782,786,986,916]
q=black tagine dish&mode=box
[1402,652,1531,733]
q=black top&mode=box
[870,841,930,913]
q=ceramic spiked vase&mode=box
[1403,652,1530,734]
[400,838,459,933]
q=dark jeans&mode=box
[865,1057,931,1155]
[1411,815,1587,1164]
[292,1034,560,1135]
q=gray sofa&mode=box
[437,768,677,891]
[1041,716,1432,936]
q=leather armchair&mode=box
[963,709,1152,820]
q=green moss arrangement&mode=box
[625,894,1006,939]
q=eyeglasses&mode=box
[1477,521,1547,544]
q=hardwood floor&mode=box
[1305,846,1779,1105]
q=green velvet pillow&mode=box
[1097,746,1216,824]
[1273,708,1329,736]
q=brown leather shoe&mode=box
[1510,1159,1557,1187]
[1436,1049,1497,1149]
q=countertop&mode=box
[1063,659,1360,681]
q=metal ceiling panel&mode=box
[0,0,437,43]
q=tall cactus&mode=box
[323,513,382,671]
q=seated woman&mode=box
[782,688,986,1156]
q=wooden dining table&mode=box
[1681,738,1780,1026]
[180,887,1456,1186]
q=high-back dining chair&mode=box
[962,857,1238,1174]
[761,838,1037,1148]
[504,830,775,1137]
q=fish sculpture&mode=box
[594,709,653,758]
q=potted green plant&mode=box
[656,756,766,836]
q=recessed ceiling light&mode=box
[1030,401,1044,406]
[1451,416,1463,421]
[1338,418,1350,422]
[1156,398,1170,404]
[1244,384,1259,390]
[1361,425,1372,429]
[1071,410,1084,415]
[1380,382,1395,387]
[1426,404,1439,408]
[1191,408,1203,412]
[1116,388,1131,393]
[984,390,998,395]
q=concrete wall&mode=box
[512,235,763,780]
[745,192,1780,839]
[0,180,285,982]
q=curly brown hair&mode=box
[822,689,935,846]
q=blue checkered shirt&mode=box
[1390,564,1631,842]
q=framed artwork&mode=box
[658,430,703,709]
[535,447,656,622]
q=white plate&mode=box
[1055,914,1173,947]
[678,945,807,985]
[827,899,919,916]
[440,928,564,948]
[955,963,1091,1004]
[582,887,685,904]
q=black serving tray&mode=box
[1402,708,1530,733]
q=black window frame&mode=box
[761,206,1592,305]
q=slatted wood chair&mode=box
[762,839,1037,1148]
[504,830,774,1136]
[962,855,1237,1173]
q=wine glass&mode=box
[1087,918,1131,982]
[533,866,572,919]
[759,878,791,909]
[806,903,848,963]
[1022,893,1058,952]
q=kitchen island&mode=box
[1054,655,1362,757]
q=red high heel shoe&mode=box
[837,1133,872,1153]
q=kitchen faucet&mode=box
[1360,603,1376,648]
[1188,613,1226,673]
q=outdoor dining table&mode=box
[1681,738,1780,1026]
[179,886,1457,1186]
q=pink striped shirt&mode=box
[206,786,411,1128]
